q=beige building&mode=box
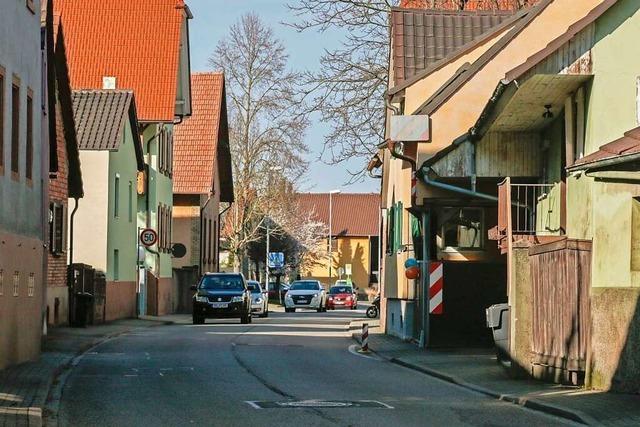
[297,193,380,298]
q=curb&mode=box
[351,332,597,426]
[43,319,174,426]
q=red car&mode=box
[326,286,357,310]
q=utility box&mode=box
[486,303,510,362]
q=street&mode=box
[57,309,574,427]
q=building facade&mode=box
[0,0,47,369]
[55,0,193,317]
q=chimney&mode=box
[400,0,429,7]
[102,76,116,90]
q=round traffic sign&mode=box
[140,228,158,247]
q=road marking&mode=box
[348,344,383,361]
[206,331,350,337]
[246,400,394,409]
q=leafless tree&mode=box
[210,13,311,272]
[286,0,538,180]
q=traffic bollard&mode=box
[361,323,369,352]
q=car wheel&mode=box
[241,314,250,324]
[317,302,323,313]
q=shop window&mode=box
[441,207,484,250]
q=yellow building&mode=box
[297,193,380,299]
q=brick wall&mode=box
[47,102,68,290]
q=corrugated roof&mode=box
[54,0,189,122]
[390,7,516,88]
[173,73,224,195]
[571,127,640,170]
[296,193,380,237]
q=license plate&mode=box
[298,299,307,303]
[211,302,228,308]
[335,301,344,304]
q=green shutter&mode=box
[394,202,403,252]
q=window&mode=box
[13,271,19,297]
[394,202,403,252]
[386,208,394,254]
[49,202,66,255]
[158,128,165,173]
[128,181,133,222]
[26,89,33,181]
[114,250,120,281]
[27,273,34,297]
[114,175,120,217]
[167,130,173,176]
[441,207,484,250]
[11,78,19,178]
[0,67,5,173]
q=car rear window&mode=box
[290,281,320,291]
[199,275,245,291]
[329,286,352,294]
[247,282,262,293]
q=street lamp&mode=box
[265,166,282,296]
[328,189,341,283]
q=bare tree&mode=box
[286,0,539,180]
[211,13,310,272]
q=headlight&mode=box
[285,293,293,300]
[231,296,244,303]
[312,293,319,299]
[195,295,208,303]
[255,297,263,303]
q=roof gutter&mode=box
[416,165,498,202]
[568,152,640,173]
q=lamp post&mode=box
[328,189,341,283]
[265,166,282,292]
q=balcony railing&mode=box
[491,177,565,252]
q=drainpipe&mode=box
[417,166,499,202]
[69,197,80,264]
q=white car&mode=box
[247,280,268,317]
[284,280,327,313]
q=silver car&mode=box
[284,280,327,313]
[247,280,269,317]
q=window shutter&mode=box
[62,204,68,253]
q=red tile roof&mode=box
[297,193,380,237]
[571,127,640,169]
[173,73,224,195]
[54,0,189,122]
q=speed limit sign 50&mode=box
[140,228,158,247]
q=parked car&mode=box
[284,280,327,313]
[326,285,357,310]
[333,280,358,306]
[191,273,252,325]
[247,280,269,317]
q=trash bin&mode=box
[486,303,510,362]
[74,292,94,328]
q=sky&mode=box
[187,0,379,194]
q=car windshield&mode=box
[289,281,320,291]
[329,286,352,294]
[199,275,245,291]
[247,282,262,293]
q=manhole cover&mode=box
[246,400,393,409]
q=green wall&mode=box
[106,120,140,282]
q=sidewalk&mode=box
[352,324,640,426]
[0,317,172,427]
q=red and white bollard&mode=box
[361,323,369,352]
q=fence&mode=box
[529,238,592,384]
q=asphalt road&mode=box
[57,307,574,427]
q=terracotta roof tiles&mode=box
[571,127,640,169]
[54,0,188,122]
[173,73,224,195]
[297,193,380,237]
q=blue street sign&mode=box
[268,252,285,269]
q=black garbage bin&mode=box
[486,303,510,362]
[74,292,94,327]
